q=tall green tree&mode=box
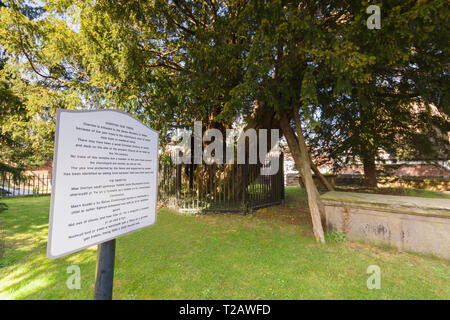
[306,0,449,186]
[241,0,375,242]
[0,48,26,178]
[0,0,78,178]
[1,0,448,242]
[223,0,448,239]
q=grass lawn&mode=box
[0,188,449,300]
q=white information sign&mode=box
[47,109,159,259]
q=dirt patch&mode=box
[255,205,312,226]
[344,241,405,259]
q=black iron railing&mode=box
[159,153,285,213]
[0,174,52,197]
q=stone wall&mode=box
[321,191,450,260]
[285,173,300,186]
[377,176,450,191]
[285,173,336,190]
[335,174,450,191]
[286,172,450,191]
[339,163,450,177]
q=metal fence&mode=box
[159,153,285,213]
[1,156,286,215]
[0,174,52,197]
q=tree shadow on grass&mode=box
[1,255,97,299]
[0,197,98,300]
[1,213,97,299]
[1,197,49,236]
[0,203,7,260]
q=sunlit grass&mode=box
[0,192,449,300]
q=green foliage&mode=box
[0,1,86,176]
[0,0,447,181]
[305,0,449,176]
[325,231,348,244]
[159,152,172,166]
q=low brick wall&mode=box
[335,174,450,191]
[285,173,300,186]
[321,191,450,260]
[285,173,336,190]
[377,176,450,191]
[286,173,449,191]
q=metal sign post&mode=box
[94,239,116,300]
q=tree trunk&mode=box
[295,157,333,192]
[280,113,325,243]
[309,156,334,191]
[363,154,377,188]
[292,111,327,221]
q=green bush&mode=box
[325,231,348,243]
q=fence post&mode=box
[176,164,182,207]
[280,152,285,201]
[242,164,248,211]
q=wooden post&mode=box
[94,239,116,300]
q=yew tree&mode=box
[0,0,56,178]
[1,0,448,243]
[306,0,449,186]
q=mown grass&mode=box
[0,191,449,300]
